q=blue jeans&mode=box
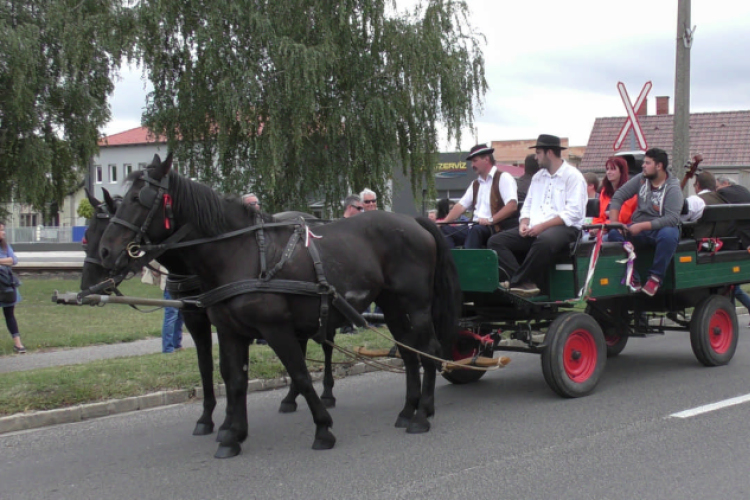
[607,226,680,280]
[734,287,750,314]
[162,290,184,353]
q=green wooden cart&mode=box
[442,204,750,397]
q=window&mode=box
[124,164,133,177]
[109,164,118,183]
[138,163,147,170]
[95,165,102,184]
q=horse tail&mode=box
[414,217,460,361]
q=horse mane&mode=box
[126,168,273,236]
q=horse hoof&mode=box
[321,397,336,409]
[278,401,297,413]
[216,429,231,443]
[312,431,336,450]
[192,422,214,436]
[394,415,411,428]
[406,419,430,434]
[214,443,242,459]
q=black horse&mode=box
[80,189,337,436]
[81,188,224,437]
[98,153,460,458]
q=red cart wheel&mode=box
[541,312,607,398]
[690,295,738,366]
[441,329,493,385]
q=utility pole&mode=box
[674,0,694,190]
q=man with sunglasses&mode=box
[343,194,364,218]
[242,193,261,209]
[360,188,378,211]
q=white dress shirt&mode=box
[520,161,587,229]
[681,189,708,222]
[457,166,518,221]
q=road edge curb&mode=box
[0,358,404,436]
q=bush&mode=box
[77,198,94,220]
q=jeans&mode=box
[441,224,492,249]
[734,287,750,314]
[162,290,184,353]
[607,226,680,280]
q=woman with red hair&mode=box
[590,157,637,239]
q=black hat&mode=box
[529,134,567,150]
[465,143,495,161]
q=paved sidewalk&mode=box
[0,334,218,374]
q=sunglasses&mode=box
[364,199,377,204]
[352,205,364,211]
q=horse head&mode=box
[98,152,176,274]
[81,187,122,291]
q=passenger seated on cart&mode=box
[608,148,684,297]
[681,172,733,239]
[589,156,637,241]
[487,134,587,297]
[439,143,519,249]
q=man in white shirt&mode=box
[439,144,519,249]
[488,134,587,297]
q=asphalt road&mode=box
[2,330,750,500]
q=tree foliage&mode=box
[0,0,136,211]
[77,198,94,220]
[137,0,486,213]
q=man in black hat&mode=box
[439,143,519,249]
[488,134,587,297]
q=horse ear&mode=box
[101,188,116,213]
[153,152,173,180]
[85,187,101,208]
[150,154,162,167]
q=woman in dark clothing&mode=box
[0,222,24,353]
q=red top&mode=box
[593,190,637,225]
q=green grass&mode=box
[0,277,165,356]
[0,328,395,416]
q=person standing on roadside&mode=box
[142,262,184,353]
[0,222,25,354]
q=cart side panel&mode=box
[451,249,499,293]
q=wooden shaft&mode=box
[353,346,400,359]
[442,355,511,372]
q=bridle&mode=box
[83,202,116,269]
[109,170,177,273]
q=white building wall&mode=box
[91,143,169,199]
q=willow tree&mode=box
[137,0,486,213]
[0,0,135,213]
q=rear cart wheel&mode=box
[441,329,494,385]
[690,295,738,366]
[585,303,629,358]
[604,328,629,358]
[541,312,606,398]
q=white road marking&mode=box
[669,393,750,419]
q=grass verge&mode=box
[0,277,165,356]
[0,328,395,416]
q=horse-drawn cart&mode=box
[444,203,750,397]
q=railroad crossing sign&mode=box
[613,81,652,151]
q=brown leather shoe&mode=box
[510,282,540,297]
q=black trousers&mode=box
[487,225,579,286]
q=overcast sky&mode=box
[104,0,750,149]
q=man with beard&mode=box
[608,148,683,296]
[439,143,519,249]
[487,134,587,297]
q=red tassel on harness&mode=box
[163,194,172,230]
